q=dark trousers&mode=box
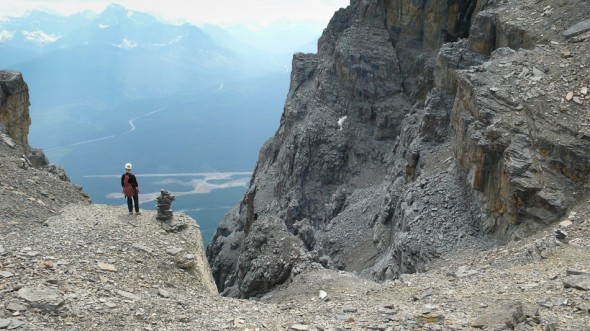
[127,193,139,212]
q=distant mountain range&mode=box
[0,4,325,106]
[0,4,325,236]
[0,4,324,66]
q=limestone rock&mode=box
[554,229,568,241]
[563,19,590,38]
[160,219,188,233]
[5,302,27,312]
[166,247,184,256]
[566,268,590,276]
[117,290,141,301]
[158,289,170,298]
[208,0,590,300]
[17,287,64,312]
[132,243,153,254]
[1,134,15,149]
[563,275,590,291]
[0,70,90,224]
[208,0,493,299]
[0,319,11,329]
[0,71,30,149]
[559,220,573,227]
[98,262,117,272]
[470,302,528,329]
[174,253,196,270]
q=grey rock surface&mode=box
[563,275,590,291]
[208,0,590,300]
[0,71,30,149]
[0,319,11,329]
[564,18,590,38]
[5,209,588,330]
[17,287,64,312]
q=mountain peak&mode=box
[98,3,156,27]
[103,3,127,14]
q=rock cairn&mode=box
[156,189,175,221]
[156,189,187,232]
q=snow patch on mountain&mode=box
[22,30,59,45]
[114,37,137,49]
[0,29,14,41]
[337,116,347,131]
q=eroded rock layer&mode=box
[208,0,590,298]
[0,71,30,149]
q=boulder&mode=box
[18,287,64,312]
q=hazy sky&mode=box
[1,0,350,27]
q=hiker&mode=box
[121,163,141,215]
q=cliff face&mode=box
[0,71,31,149]
[0,70,91,224]
[0,70,74,179]
[208,0,590,298]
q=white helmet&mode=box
[125,163,132,170]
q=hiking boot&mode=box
[128,212,133,215]
[135,212,141,215]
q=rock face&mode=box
[208,0,590,298]
[0,70,75,181]
[0,71,30,149]
[0,70,91,225]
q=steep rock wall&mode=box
[0,70,91,226]
[0,71,73,180]
[452,0,590,237]
[208,0,590,298]
[208,0,490,298]
[0,71,31,149]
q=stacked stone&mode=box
[156,189,175,221]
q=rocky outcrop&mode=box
[0,70,91,224]
[0,70,73,181]
[3,203,590,330]
[208,0,590,299]
[0,205,228,330]
[0,71,30,149]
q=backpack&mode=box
[123,174,134,197]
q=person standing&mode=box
[121,163,141,215]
